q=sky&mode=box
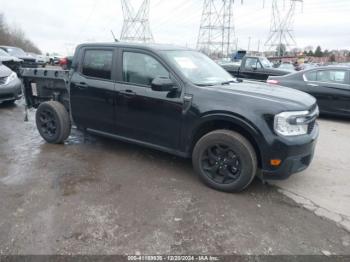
[1,0,350,55]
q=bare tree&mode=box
[0,13,41,54]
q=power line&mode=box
[120,0,154,43]
[265,0,303,56]
[197,0,243,58]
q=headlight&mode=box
[274,111,309,136]
[5,72,18,85]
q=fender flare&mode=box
[186,112,265,162]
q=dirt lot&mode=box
[0,101,350,255]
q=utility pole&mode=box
[197,0,243,58]
[247,36,251,53]
[120,0,154,43]
[265,0,303,57]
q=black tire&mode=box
[192,130,257,193]
[36,101,71,144]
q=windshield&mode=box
[162,50,235,86]
[280,64,295,70]
[6,47,27,57]
[260,57,272,68]
[0,49,11,57]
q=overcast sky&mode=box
[1,0,350,55]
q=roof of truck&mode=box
[76,42,192,52]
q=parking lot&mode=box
[0,101,349,255]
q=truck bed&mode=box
[21,68,70,110]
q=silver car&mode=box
[0,63,22,104]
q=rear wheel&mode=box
[192,130,257,193]
[36,101,71,144]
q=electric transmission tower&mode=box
[265,0,303,57]
[120,0,154,43]
[197,0,242,58]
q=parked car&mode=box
[221,56,291,81]
[0,46,38,68]
[296,63,318,71]
[58,56,73,70]
[21,43,319,192]
[28,52,47,67]
[267,66,350,117]
[0,48,23,74]
[0,63,22,104]
[278,63,296,72]
[48,53,64,65]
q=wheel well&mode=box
[191,120,262,168]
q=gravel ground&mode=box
[0,101,349,255]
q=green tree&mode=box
[314,46,323,57]
[307,50,314,56]
[275,43,287,57]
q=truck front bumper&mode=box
[262,123,319,180]
[0,78,22,102]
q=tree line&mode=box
[0,13,41,54]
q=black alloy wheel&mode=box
[201,144,242,185]
[192,130,257,192]
[36,101,71,144]
[38,109,57,138]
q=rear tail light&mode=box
[267,79,279,85]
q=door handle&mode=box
[76,82,88,89]
[119,89,136,96]
[307,83,319,87]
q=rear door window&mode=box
[316,70,347,84]
[82,50,113,80]
[304,71,317,81]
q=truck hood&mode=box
[211,81,316,109]
[0,64,12,77]
[0,55,23,63]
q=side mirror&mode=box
[151,77,177,92]
[251,64,258,70]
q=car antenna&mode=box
[111,30,119,42]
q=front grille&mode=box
[301,155,312,166]
[0,76,7,85]
[308,120,316,134]
[22,63,38,68]
[306,105,319,134]
[0,94,14,100]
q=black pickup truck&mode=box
[221,56,291,81]
[22,42,319,192]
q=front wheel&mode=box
[36,101,71,144]
[192,130,257,193]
